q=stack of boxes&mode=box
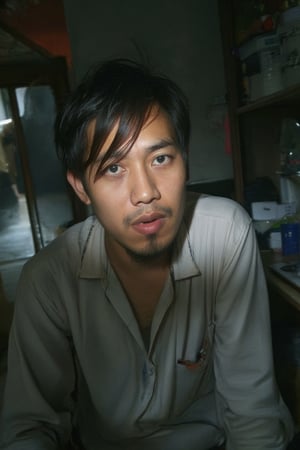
[239,5,300,103]
[239,32,282,102]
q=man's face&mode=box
[68,108,187,261]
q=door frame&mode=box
[0,57,86,252]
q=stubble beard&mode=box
[124,234,175,264]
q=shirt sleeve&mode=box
[214,208,294,450]
[0,260,76,450]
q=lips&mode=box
[131,212,166,235]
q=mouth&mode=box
[132,212,165,224]
[131,212,166,235]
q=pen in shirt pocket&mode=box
[177,346,207,370]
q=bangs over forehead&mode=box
[86,98,156,181]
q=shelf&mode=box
[261,251,300,312]
[237,83,300,115]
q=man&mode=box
[0,59,294,449]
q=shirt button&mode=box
[148,367,154,376]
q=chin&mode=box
[125,238,174,263]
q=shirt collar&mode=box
[78,216,107,279]
[171,218,201,280]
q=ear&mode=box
[67,171,91,205]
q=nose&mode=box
[130,166,161,206]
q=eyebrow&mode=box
[145,138,177,153]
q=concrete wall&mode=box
[62,0,232,183]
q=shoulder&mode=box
[22,215,97,279]
[186,192,251,227]
[185,192,252,245]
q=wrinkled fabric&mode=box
[0,193,294,449]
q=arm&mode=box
[214,209,294,450]
[0,262,76,450]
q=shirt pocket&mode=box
[173,322,215,415]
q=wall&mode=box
[62,0,232,183]
[0,0,72,65]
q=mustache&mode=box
[123,205,173,226]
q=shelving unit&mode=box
[237,83,300,114]
[218,0,300,205]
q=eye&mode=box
[153,154,171,166]
[106,164,122,175]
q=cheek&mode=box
[172,162,187,187]
[169,171,186,200]
[94,207,120,234]
[95,189,127,223]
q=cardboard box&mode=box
[251,201,296,220]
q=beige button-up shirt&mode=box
[0,193,294,449]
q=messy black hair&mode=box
[55,58,190,181]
